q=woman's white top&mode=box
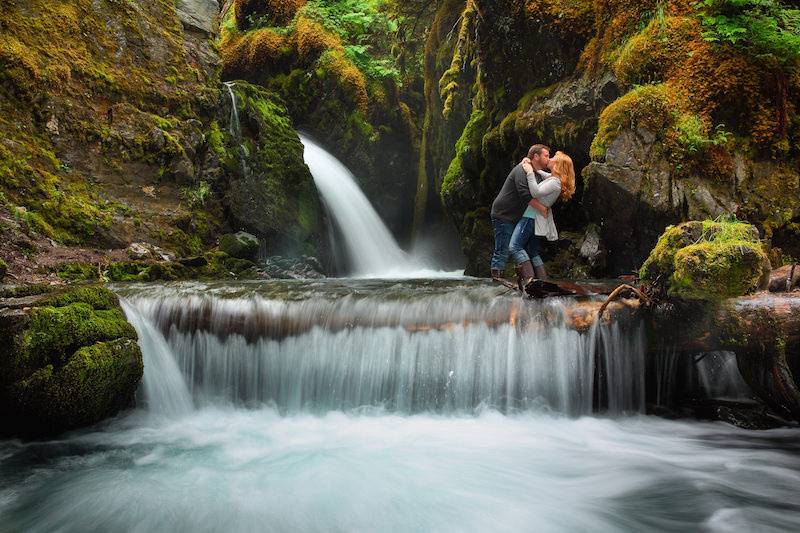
[525,170,560,241]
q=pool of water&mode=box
[1,408,799,532]
[2,279,798,532]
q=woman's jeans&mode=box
[509,216,544,267]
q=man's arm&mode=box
[514,166,533,202]
[529,198,548,217]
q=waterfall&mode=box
[695,351,753,400]
[223,81,241,140]
[124,286,646,416]
[299,134,448,278]
[121,300,194,416]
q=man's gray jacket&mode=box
[490,163,533,222]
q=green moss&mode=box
[22,303,136,368]
[590,83,673,160]
[57,262,98,281]
[0,258,6,279]
[9,338,142,436]
[441,105,488,201]
[207,121,228,159]
[106,261,151,282]
[640,219,769,300]
[672,240,767,300]
[42,286,120,310]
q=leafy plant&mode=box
[181,181,212,209]
[675,116,731,155]
[694,0,800,67]
[299,0,400,81]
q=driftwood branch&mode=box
[598,284,650,319]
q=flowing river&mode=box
[1,280,799,532]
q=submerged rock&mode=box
[260,255,325,279]
[0,286,143,437]
[219,231,260,260]
[640,220,770,300]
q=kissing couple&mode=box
[489,144,576,293]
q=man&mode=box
[489,144,550,281]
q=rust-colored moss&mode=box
[221,28,287,78]
[293,16,344,62]
[321,50,369,114]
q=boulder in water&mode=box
[219,231,260,260]
[640,220,770,300]
[0,285,143,437]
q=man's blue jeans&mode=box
[509,217,543,267]
[490,217,516,270]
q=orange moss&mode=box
[293,16,344,62]
[222,28,287,78]
[613,16,697,88]
[321,50,369,114]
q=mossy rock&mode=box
[8,339,142,436]
[219,81,322,255]
[0,285,142,437]
[219,231,260,260]
[671,241,769,300]
[58,262,99,281]
[640,220,769,300]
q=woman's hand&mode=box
[521,157,534,175]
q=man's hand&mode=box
[530,198,548,217]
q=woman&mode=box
[508,151,576,290]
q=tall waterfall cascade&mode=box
[300,134,459,278]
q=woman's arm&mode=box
[522,160,561,199]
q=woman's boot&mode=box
[490,268,505,282]
[515,261,536,292]
[534,264,547,280]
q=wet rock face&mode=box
[211,82,324,257]
[585,127,799,274]
[0,286,143,438]
[177,0,220,34]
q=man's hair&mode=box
[528,144,550,159]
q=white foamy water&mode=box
[123,283,644,416]
[1,281,797,532]
[1,409,798,532]
[300,134,461,278]
[121,300,193,417]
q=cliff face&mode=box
[425,0,800,276]
[0,0,325,282]
[218,0,420,243]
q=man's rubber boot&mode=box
[533,264,547,280]
[515,261,536,293]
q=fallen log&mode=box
[648,292,800,421]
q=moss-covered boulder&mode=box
[219,231,260,260]
[214,81,323,256]
[0,285,143,437]
[640,220,770,300]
